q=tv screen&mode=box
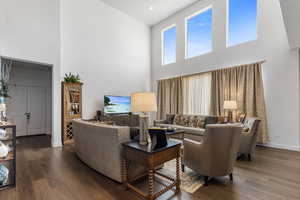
[104,95,131,114]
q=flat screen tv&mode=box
[104,95,131,114]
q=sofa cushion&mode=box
[169,114,218,129]
[204,116,219,127]
[166,114,176,124]
[174,115,185,126]
[243,118,256,133]
[191,116,206,128]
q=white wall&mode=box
[61,0,151,119]
[0,0,61,147]
[279,0,300,49]
[151,0,300,151]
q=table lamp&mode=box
[131,92,157,145]
[223,100,237,123]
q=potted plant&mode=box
[64,73,81,83]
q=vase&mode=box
[0,129,7,139]
[0,97,7,122]
[0,141,9,158]
[0,164,9,186]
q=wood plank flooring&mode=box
[0,135,299,200]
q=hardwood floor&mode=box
[0,135,300,200]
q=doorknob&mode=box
[24,113,31,120]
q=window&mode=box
[183,73,211,115]
[162,25,176,65]
[186,7,213,59]
[227,0,257,47]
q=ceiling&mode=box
[100,0,199,26]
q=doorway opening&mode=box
[1,57,53,146]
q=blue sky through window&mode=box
[163,26,176,65]
[186,8,212,58]
[228,0,257,46]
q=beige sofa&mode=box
[154,114,219,137]
[72,120,144,183]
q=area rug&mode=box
[158,159,205,194]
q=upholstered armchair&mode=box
[239,118,261,161]
[183,124,242,186]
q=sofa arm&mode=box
[154,119,168,126]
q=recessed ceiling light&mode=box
[149,5,153,11]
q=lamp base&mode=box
[139,114,151,145]
[227,111,233,123]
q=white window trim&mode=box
[161,24,176,66]
[185,5,213,60]
[226,0,258,48]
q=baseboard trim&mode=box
[259,143,300,152]
[52,140,62,148]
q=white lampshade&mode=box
[223,100,237,110]
[131,92,157,113]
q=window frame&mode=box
[161,24,177,66]
[226,0,258,47]
[185,5,213,60]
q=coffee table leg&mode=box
[176,156,181,193]
[148,168,154,200]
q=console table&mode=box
[122,140,181,200]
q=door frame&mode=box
[1,56,55,145]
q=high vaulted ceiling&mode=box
[100,0,198,26]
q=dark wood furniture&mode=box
[61,82,83,145]
[0,123,16,190]
[165,129,185,140]
[122,140,181,200]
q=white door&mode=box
[7,85,47,136]
[27,87,47,135]
[6,86,28,136]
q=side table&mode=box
[122,140,181,200]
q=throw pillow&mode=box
[174,115,181,125]
[191,116,199,128]
[196,119,205,128]
[243,127,250,132]
[166,114,175,124]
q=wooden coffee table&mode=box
[122,140,182,200]
[165,129,185,140]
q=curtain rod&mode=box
[157,60,266,81]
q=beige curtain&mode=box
[157,77,183,119]
[210,62,268,144]
[183,73,211,115]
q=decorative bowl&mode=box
[0,141,9,158]
[0,164,9,186]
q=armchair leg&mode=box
[248,154,252,161]
[204,176,209,186]
[181,164,185,172]
[229,173,233,182]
